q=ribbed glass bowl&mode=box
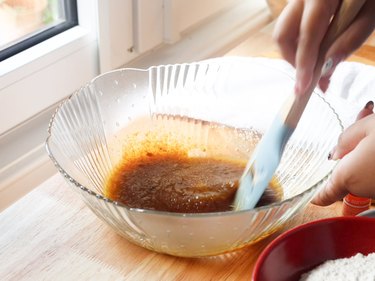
[46,57,343,257]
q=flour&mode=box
[300,253,375,281]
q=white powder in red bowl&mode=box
[300,252,375,281]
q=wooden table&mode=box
[0,173,344,281]
[2,21,375,281]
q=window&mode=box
[0,0,78,61]
[0,0,98,135]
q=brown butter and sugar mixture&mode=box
[105,117,283,213]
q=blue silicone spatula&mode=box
[233,0,366,211]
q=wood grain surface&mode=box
[0,173,344,281]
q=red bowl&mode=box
[252,216,375,281]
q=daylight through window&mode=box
[0,0,77,61]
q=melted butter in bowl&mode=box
[105,115,283,213]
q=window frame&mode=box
[0,0,98,136]
[0,0,79,61]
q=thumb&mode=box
[312,104,374,206]
[310,160,348,206]
[312,135,375,206]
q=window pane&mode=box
[0,0,78,61]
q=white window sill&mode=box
[0,26,93,81]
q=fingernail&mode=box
[321,58,334,77]
[321,56,344,78]
[294,82,301,96]
[319,77,330,93]
[328,146,337,160]
[295,72,311,96]
[294,78,305,96]
[365,100,374,110]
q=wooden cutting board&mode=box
[0,173,345,280]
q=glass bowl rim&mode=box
[45,58,344,218]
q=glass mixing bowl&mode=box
[46,57,343,257]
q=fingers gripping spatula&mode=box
[233,0,366,211]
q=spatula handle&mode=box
[282,0,367,128]
[322,0,367,51]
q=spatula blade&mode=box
[233,115,294,211]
